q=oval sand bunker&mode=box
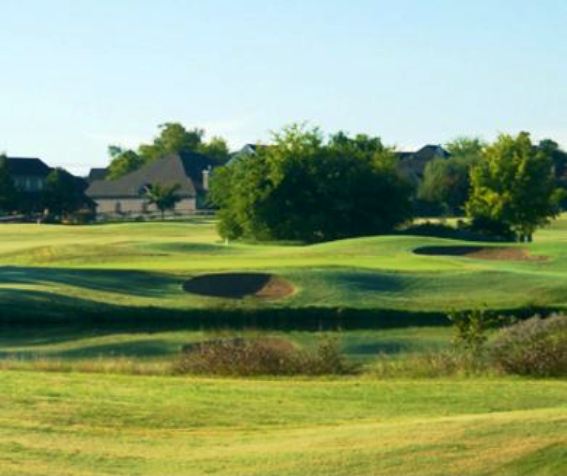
[413,246,545,261]
[183,273,294,299]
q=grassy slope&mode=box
[0,371,565,476]
[0,216,566,318]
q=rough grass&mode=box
[0,370,565,476]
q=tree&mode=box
[107,147,145,180]
[108,123,229,178]
[44,168,93,220]
[419,137,484,215]
[445,137,485,161]
[144,183,181,219]
[198,136,230,165]
[538,139,567,180]
[138,123,204,162]
[466,132,563,241]
[209,124,413,242]
[0,154,18,214]
[538,139,567,209]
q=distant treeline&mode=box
[210,125,566,243]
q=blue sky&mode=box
[1,0,566,174]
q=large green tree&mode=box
[538,139,567,209]
[466,132,563,241]
[210,124,413,242]
[0,154,18,214]
[419,137,485,215]
[44,168,92,219]
[107,147,145,180]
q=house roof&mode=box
[87,167,108,182]
[5,157,51,176]
[397,145,450,161]
[227,143,270,165]
[86,152,213,199]
[396,145,450,181]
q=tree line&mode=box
[1,121,565,236]
[210,125,566,243]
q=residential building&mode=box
[86,152,214,216]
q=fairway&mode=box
[0,371,565,476]
[0,216,566,323]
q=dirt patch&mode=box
[413,246,546,262]
[182,272,295,299]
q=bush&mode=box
[490,315,567,377]
[173,335,356,376]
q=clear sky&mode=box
[1,0,566,175]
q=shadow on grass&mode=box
[0,285,557,332]
[0,266,178,297]
[0,339,176,359]
[332,271,408,293]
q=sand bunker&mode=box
[413,246,546,261]
[183,272,294,299]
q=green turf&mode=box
[1,217,566,475]
[0,371,565,475]
[0,215,566,322]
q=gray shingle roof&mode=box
[6,157,51,176]
[86,152,213,199]
[87,168,108,182]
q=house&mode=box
[396,145,450,183]
[5,157,52,212]
[87,167,108,183]
[226,143,269,165]
[6,157,51,193]
[86,152,214,216]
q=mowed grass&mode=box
[0,215,566,318]
[1,218,566,475]
[0,371,565,476]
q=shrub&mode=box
[490,315,567,377]
[173,335,356,376]
[448,309,494,357]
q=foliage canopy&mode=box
[107,123,229,179]
[466,132,563,241]
[210,124,413,242]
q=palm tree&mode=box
[144,183,181,220]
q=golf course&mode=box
[0,217,566,475]
[0,215,566,320]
